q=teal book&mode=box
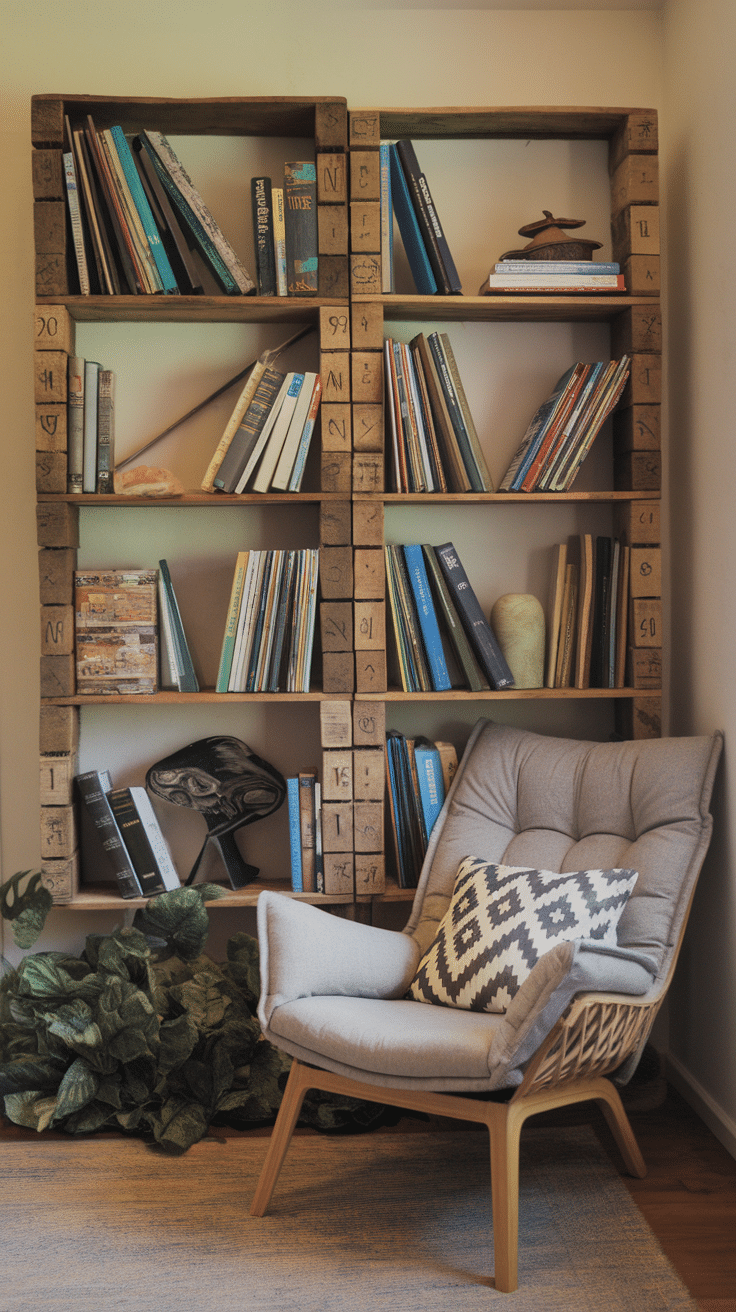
[412,737,446,843]
[402,544,452,691]
[388,144,437,295]
[287,777,303,891]
[109,126,179,294]
[284,162,318,295]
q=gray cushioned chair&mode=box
[250,719,722,1292]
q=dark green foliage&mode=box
[0,871,53,948]
[0,887,386,1150]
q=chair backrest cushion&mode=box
[404,720,722,992]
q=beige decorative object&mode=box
[113,465,185,497]
[490,593,545,688]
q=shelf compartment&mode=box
[34,296,345,325]
[362,688,660,701]
[362,294,654,324]
[57,878,414,911]
[41,690,345,706]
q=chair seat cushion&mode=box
[407,857,638,1013]
[266,993,505,1084]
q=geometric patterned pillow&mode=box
[407,856,638,1014]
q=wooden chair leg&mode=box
[486,1100,524,1294]
[593,1079,647,1178]
[250,1059,310,1216]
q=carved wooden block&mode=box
[354,601,385,651]
[40,654,76,698]
[39,704,79,754]
[353,453,384,493]
[611,304,661,356]
[32,97,65,148]
[320,601,353,651]
[630,598,662,648]
[355,650,387,693]
[40,804,77,859]
[41,604,74,656]
[320,699,353,748]
[320,403,352,451]
[32,149,65,199]
[40,753,76,805]
[321,801,354,852]
[34,201,67,252]
[353,701,385,746]
[610,153,659,215]
[350,152,381,200]
[351,301,384,351]
[322,750,353,801]
[628,648,662,690]
[615,696,662,741]
[34,351,67,404]
[349,111,381,149]
[323,853,355,897]
[41,851,80,903]
[613,450,661,492]
[629,547,662,598]
[352,403,383,452]
[319,500,352,547]
[612,205,660,260]
[315,102,348,152]
[39,548,76,603]
[351,254,382,296]
[614,500,660,546]
[353,801,383,853]
[613,404,660,453]
[623,255,660,296]
[350,201,381,253]
[353,500,384,547]
[351,352,383,404]
[321,352,351,402]
[354,548,385,599]
[321,652,355,693]
[355,853,386,896]
[37,502,79,548]
[319,305,350,351]
[35,304,74,352]
[353,748,384,801]
[321,450,352,493]
[317,153,347,205]
[318,255,350,299]
[318,204,349,256]
[621,355,661,407]
[609,111,658,173]
[36,404,67,452]
[35,244,69,297]
[36,451,67,494]
[320,546,353,599]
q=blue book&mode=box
[109,126,179,294]
[389,144,437,295]
[412,738,446,843]
[379,142,393,293]
[402,545,452,691]
[287,777,303,891]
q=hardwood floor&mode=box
[3,1080,735,1305]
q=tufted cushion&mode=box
[407,857,638,1013]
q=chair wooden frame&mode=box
[250,990,656,1293]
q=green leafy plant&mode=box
[0,882,385,1150]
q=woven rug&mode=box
[1,1126,696,1310]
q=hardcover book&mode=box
[106,785,179,895]
[388,144,437,295]
[75,769,142,898]
[251,176,277,296]
[433,543,515,690]
[96,368,115,494]
[283,162,318,295]
[74,568,158,695]
[395,139,461,295]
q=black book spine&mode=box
[433,543,515,690]
[75,771,142,899]
[590,536,613,689]
[395,139,462,295]
[283,162,318,296]
[251,177,277,296]
[106,788,166,896]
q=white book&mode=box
[271,372,319,490]
[233,372,296,494]
[251,373,305,493]
[272,187,287,296]
[63,150,90,295]
[287,376,323,492]
[128,787,180,890]
[157,572,178,689]
[82,361,100,492]
[228,551,268,691]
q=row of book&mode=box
[386,733,458,888]
[546,534,629,691]
[384,139,462,296]
[250,166,318,297]
[63,115,255,297]
[76,769,180,898]
[385,542,515,693]
[216,549,319,693]
[498,355,631,493]
[204,366,322,494]
[479,259,625,296]
[67,356,115,493]
[385,332,493,493]
[286,769,323,892]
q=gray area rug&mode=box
[2,1126,695,1310]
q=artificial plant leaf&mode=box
[157,1014,199,1073]
[223,932,261,1012]
[151,1097,209,1154]
[53,1057,99,1120]
[44,1002,103,1054]
[16,954,98,1002]
[3,1091,58,1132]
[62,1101,115,1135]
[168,971,230,1031]
[90,927,152,984]
[0,871,53,947]
[133,886,226,961]
[0,1055,66,1096]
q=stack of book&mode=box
[76,769,180,898]
[216,548,319,694]
[67,357,115,494]
[202,363,322,494]
[385,139,461,295]
[479,260,625,295]
[385,732,457,888]
[250,163,319,297]
[74,567,159,696]
[498,355,630,492]
[62,115,255,296]
[385,542,514,693]
[286,768,323,893]
[545,534,629,691]
[385,331,493,492]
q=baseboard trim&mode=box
[666,1053,736,1162]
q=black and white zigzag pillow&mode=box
[408,857,638,1014]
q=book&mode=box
[250,372,305,493]
[554,561,578,688]
[421,545,489,691]
[232,372,298,494]
[574,533,595,690]
[271,372,321,491]
[548,355,631,491]
[158,559,199,692]
[283,162,318,296]
[409,334,470,492]
[82,360,100,493]
[212,366,285,492]
[62,142,90,295]
[215,550,249,692]
[83,116,141,294]
[433,543,515,690]
[589,536,613,689]
[545,542,568,688]
[385,731,426,888]
[437,332,493,491]
[614,542,630,690]
[72,125,120,294]
[395,139,461,295]
[402,545,452,691]
[108,125,180,294]
[494,260,620,276]
[138,130,255,295]
[379,142,393,293]
[412,737,446,842]
[313,780,324,893]
[433,741,459,794]
[298,769,318,892]
[74,568,158,695]
[286,374,323,492]
[272,186,287,296]
[96,368,115,494]
[75,769,142,899]
[479,272,626,293]
[67,355,85,493]
[131,137,203,294]
[106,785,180,896]
[427,332,490,492]
[385,545,432,693]
[251,176,277,296]
[286,777,303,891]
[388,143,437,295]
